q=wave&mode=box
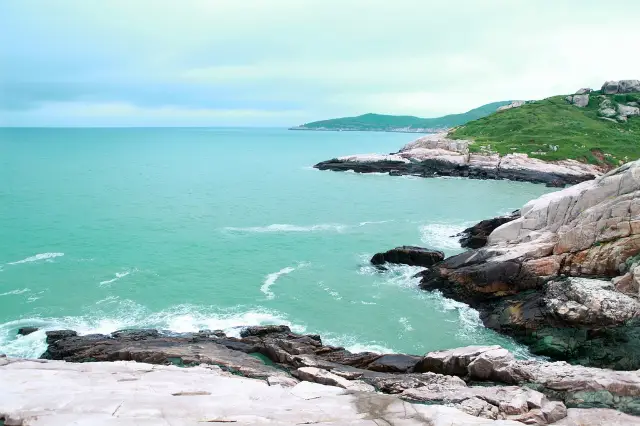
[224,223,348,234]
[0,301,307,359]
[0,288,30,297]
[7,252,64,265]
[261,267,295,299]
[419,223,471,252]
[99,271,132,286]
[358,220,392,226]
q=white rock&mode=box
[0,358,525,426]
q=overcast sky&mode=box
[2,0,639,127]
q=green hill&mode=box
[450,92,640,167]
[290,101,511,132]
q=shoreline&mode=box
[3,325,640,424]
[314,133,602,187]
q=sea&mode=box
[0,128,553,359]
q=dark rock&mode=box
[370,246,444,267]
[456,211,520,249]
[111,329,160,340]
[45,330,77,344]
[314,158,595,187]
[365,354,422,373]
[17,327,39,336]
[240,325,291,338]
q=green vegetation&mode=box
[450,93,640,166]
[292,101,511,132]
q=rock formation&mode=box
[497,100,526,111]
[315,133,601,187]
[370,246,444,268]
[602,80,640,95]
[419,159,640,369]
[455,211,520,249]
[7,325,640,423]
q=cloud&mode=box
[1,0,640,126]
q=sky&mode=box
[1,0,640,127]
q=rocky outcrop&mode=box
[456,211,520,249]
[497,100,526,111]
[602,80,640,94]
[565,94,589,107]
[1,357,536,426]
[315,133,601,187]
[370,246,445,268]
[17,327,38,336]
[418,159,640,369]
[24,326,640,422]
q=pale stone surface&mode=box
[556,408,640,425]
[571,94,589,107]
[619,104,640,117]
[337,153,410,163]
[497,100,526,111]
[0,358,526,426]
[543,277,640,326]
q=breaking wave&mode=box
[419,223,470,252]
[6,252,64,265]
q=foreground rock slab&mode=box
[0,358,527,426]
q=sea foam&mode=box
[99,271,132,286]
[419,223,470,251]
[7,252,64,265]
[224,223,348,233]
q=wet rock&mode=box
[111,329,160,340]
[370,246,444,268]
[457,211,520,249]
[415,345,501,375]
[45,330,77,344]
[365,354,422,373]
[17,327,39,336]
[240,325,291,338]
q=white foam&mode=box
[0,301,307,358]
[0,288,30,297]
[398,317,414,332]
[261,267,296,300]
[99,271,131,286]
[419,223,471,251]
[7,252,64,265]
[358,220,392,226]
[224,223,348,233]
[322,333,394,354]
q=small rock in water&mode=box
[370,246,444,267]
[17,327,39,336]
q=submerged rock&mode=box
[17,327,39,336]
[370,246,445,267]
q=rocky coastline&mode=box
[314,133,602,187]
[3,324,640,425]
[415,159,640,370]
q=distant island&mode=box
[289,101,512,133]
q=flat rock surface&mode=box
[0,358,526,426]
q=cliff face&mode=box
[419,159,640,368]
[315,133,600,187]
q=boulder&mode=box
[456,211,520,249]
[602,81,620,95]
[240,325,291,338]
[370,246,445,267]
[497,100,526,111]
[568,94,589,107]
[365,354,422,373]
[618,104,640,117]
[601,80,640,94]
[575,88,592,95]
[17,327,39,336]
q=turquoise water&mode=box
[0,128,552,358]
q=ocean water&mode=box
[0,128,553,359]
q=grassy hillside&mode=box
[292,101,511,132]
[450,92,640,166]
